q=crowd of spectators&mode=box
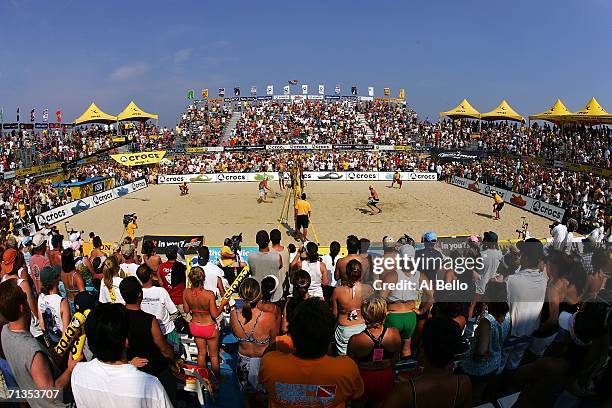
[229,101,372,146]
[0,226,609,407]
[360,101,419,145]
[443,156,610,232]
[177,103,232,147]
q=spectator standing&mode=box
[270,228,289,302]
[503,238,548,371]
[248,230,282,283]
[474,232,503,300]
[290,242,329,299]
[158,246,187,319]
[99,256,125,304]
[414,231,444,281]
[72,303,173,408]
[59,248,85,315]
[190,246,225,299]
[29,233,50,296]
[38,266,70,346]
[119,244,139,276]
[259,298,364,406]
[141,241,161,283]
[0,279,78,408]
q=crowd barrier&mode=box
[450,176,565,222]
[158,171,438,184]
[35,179,148,226]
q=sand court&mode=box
[61,180,552,246]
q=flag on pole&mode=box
[250,86,257,95]
[383,87,390,97]
[318,84,324,95]
[288,79,298,85]
[234,87,240,96]
[301,84,308,94]
[30,109,35,122]
[368,87,374,97]
[218,88,225,97]
[42,109,49,122]
[335,85,340,95]
[187,89,195,99]
[283,85,290,95]
[56,110,62,123]
[17,107,20,122]
[0,108,3,123]
[351,86,357,95]
[399,88,405,99]
[266,85,273,95]
[201,89,209,99]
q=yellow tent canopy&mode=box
[117,101,159,122]
[73,103,118,125]
[528,99,572,123]
[439,99,481,119]
[568,97,612,124]
[481,100,525,122]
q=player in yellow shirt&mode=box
[124,216,138,243]
[294,193,311,241]
[491,191,504,220]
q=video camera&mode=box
[123,213,137,227]
[230,233,243,253]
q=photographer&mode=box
[124,214,138,244]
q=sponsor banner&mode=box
[378,172,437,181]
[216,172,250,182]
[451,176,565,222]
[2,123,18,130]
[273,95,290,100]
[304,171,346,181]
[324,95,340,100]
[307,95,324,100]
[92,180,105,194]
[2,170,16,180]
[142,235,204,255]
[433,149,485,162]
[20,123,34,130]
[257,96,273,101]
[158,174,216,184]
[266,145,292,151]
[36,179,148,226]
[110,151,166,166]
[376,145,395,151]
[291,95,307,101]
[15,162,62,177]
[553,160,564,169]
[358,96,373,102]
[346,171,379,181]
[185,146,224,153]
[35,123,48,129]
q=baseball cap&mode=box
[467,235,480,244]
[40,265,61,287]
[32,233,47,248]
[483,231,498,243]
[121,243,135,258]
[382,236,396,249]
[74,291,97,313]
[422,231,437,242]
[1,249,17,275]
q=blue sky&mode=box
[0,0,611,125]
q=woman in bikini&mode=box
[348,296,401,407]
[230,278,278,408]
[183,266,228,378]
[59,247,85,315]
[331,259,373,356]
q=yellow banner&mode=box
[110,150,166,166]
[83,242,114,257]
[186,147,205,154]
[15,162,62,177]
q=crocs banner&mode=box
[110,150,166,166]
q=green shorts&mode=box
[384,311,417,339]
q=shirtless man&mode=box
[367,185,381,214]
[335,235,371,285]
[331,259,373,355]
[257,178,273,203]
[390,171,403,189]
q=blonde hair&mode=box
[361,296,387,326]
[189,266,205,288]
[102,256,120,291]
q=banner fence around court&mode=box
[450,175,565,222]
[157,171,439,184]
[35,179,148,227]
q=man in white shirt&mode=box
[190,246,226,298]
[119,244,139,276]
[136,264,180,349]
[503,238,547,371]
[72,303,172,408]
[550,221,568,250]
[475,232,503,298]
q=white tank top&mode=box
[302,260,324,298]
[388,268,420,302]
[38,293,64,343]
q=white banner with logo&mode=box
[158,172,438,184]
[36,179,148,226]
[2,170,16,180]
[450,176,565,222]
